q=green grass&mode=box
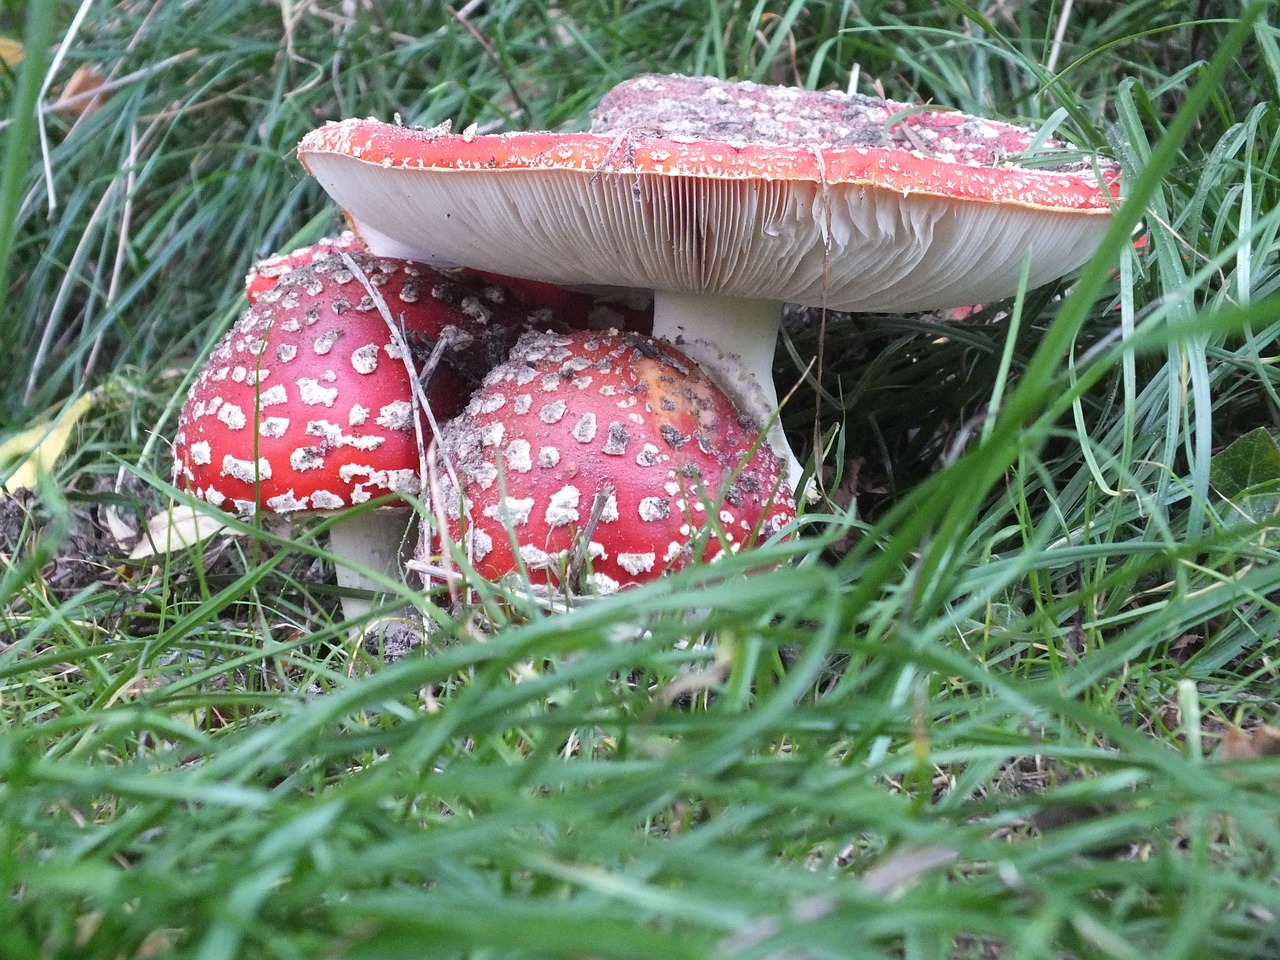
[5,1,1280,957]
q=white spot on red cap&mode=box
[260,416,290,439]
[545,485,581,528]
[267,491,308,512]
[480,421,505,447]
[638,497,669,522]
[479,392,507,414]
[617,552,656,576]
[310,490,345,509]
[351,344,379,373]
[306,419,386,451]
[519,544,553,569]
[465,527,494,562]
[603,422,629,455]
[222,454,272,483]
[297,378,338,406]
[376,400,414,431]
[483,496,535,527]
[217,403,247,430]
[291,447,324,471]
[470,461,498,490]
[586,571,620,594]
[572,413,597,443]
[259,384,288,407]
[504,438,532,473]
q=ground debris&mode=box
[0,486,125,602]
[1218,722,1280,760]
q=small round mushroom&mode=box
[430,328,795,596]
[297,74,1121,491]
[173,250,551,623]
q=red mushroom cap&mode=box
[174,251,553,515]
[432,329,795,594]
[297,77,1120,314]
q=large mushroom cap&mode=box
[297,76,1120,314]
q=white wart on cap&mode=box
[298,74,1121,487]
[432,329,796,595]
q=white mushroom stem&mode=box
[328,507,414,627]
[650,291,801,491]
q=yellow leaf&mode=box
[0,391,98,492]
[0,37,23,69]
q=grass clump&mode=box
[4,2,1280,958]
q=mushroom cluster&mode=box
[172,247,618,617]
[174,72,1120,614]
[174,243,785,609]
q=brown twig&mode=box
[565,482,615,590]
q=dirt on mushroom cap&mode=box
[591,73,1113,177]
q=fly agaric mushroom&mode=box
[297,75,1121,491]
[174,249,554,622]
[430,328,795,595]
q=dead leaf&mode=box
[104,504,139,551]
[129,504,230,560]
[54,63,109,120]
[0,37,22,69]
[860,845,959,895]
[1218,723,1280,760]
[0,391,99,492]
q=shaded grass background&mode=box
[4,2,1280,958]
